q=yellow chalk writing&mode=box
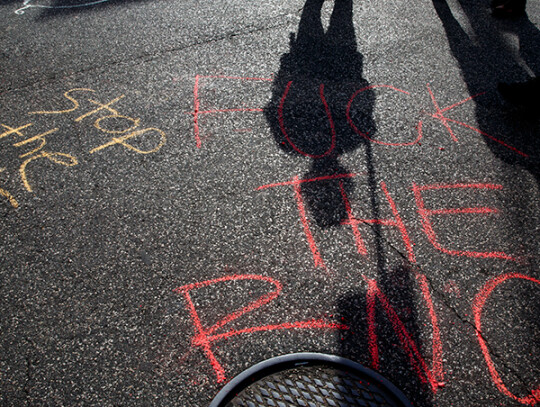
[0,168,18,208]
[74,95,125,122]
[29,88,95,115]
[90,128,166,155]
[0,123,32,140]
[0,187,19,208]
[13,128,59,158]
[20,152,78,192]
[94,114,140,134]
[1,87,166,205]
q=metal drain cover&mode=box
[209,353,413,407]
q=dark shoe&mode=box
[491,0,526,18]
[498,77,540,109]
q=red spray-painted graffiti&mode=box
[173,272,446,393]
[173,272,444,391]
[340,180,416,263]
[257,177,516,269]
[421,85,528,158]
[173,274,348,383]
[346,84,417,147]
[412,182,516,261]
[473,273,540,406]
[257,173,363,270]
[278,82,337,159]
[190,76,527,158]
[365,272,444,393]
[189,75,273,148]
[175,271,539,404]
[182,74,536,406]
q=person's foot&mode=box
[498,77,540,109]
[491,0,526,18]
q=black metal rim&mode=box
[209,352,414,407]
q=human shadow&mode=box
[264,0,375,228]
[338,264,436,407]
[265,2,434,405]
[432,0,540,184]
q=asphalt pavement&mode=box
[1,0,539,406]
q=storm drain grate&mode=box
[210,353,412,407]
[228,365,396,407]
